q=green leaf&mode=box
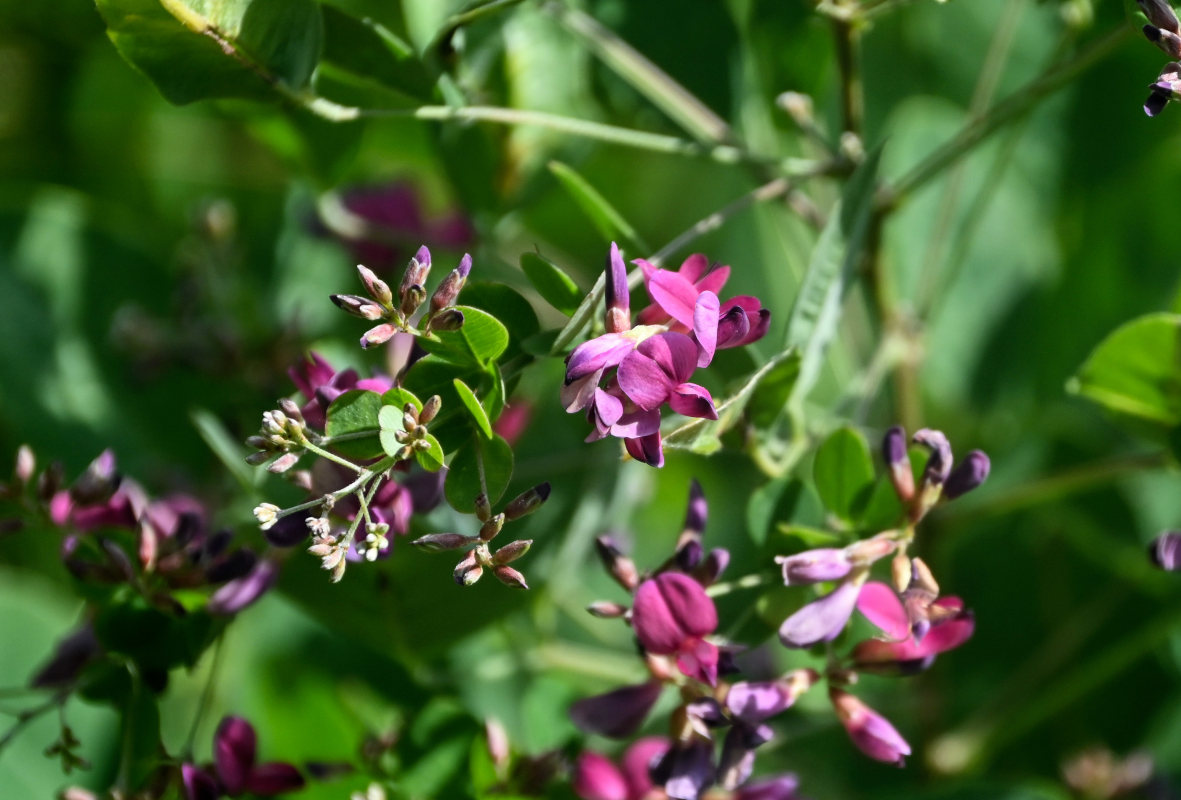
[116,676,162,792]
[320,5,432,100]
[812,426,876,523]
[445,435,514,513]
[325,389,385,459]
[96,0,323,105]
[459,282,540,365]
[453,378,494,439]
[190,408,260,491]
[382,387,424,414]
[1067,313,1181,430]
[771,523,846,549]
[520,252,583,316]
[747,476,826,547]
[547,161,649,252]
[415,432,445,471]
[665,349,800,453]
[858,476,906,533]
[378,404,407,459]
[745,353,802,428]
[785,147,882,401]
[419,306,510,367]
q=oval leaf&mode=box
[326,389,385,459]
[453,378,493,439]
[520,252,583,316]
[444,435,514,513]
[419,305,510,366]
[812,426,876,523]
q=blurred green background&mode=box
[3,0,1181,798]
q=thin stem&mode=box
[0,691,67,754]
[271,457,395,523]
[183,634,224,758]
[706,571,778,597]
[649,178,793,264]
[433,0,526,46]
[882,26,1132,209]
[301,439,367,474]
[832,14,864,137]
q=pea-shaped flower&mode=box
[631,572,719,686]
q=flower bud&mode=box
[357,264,393,307]
[1146,24,1181,58]
[1140,0,1181,32]
[412,532,477,552]
[777,91,815,127]
[278,397,303,421]
[474,492,491,522]
[15,445,34,485]
[1150,531,1181,571]
[829,688,911,766]
[400,246,432,296]
[402,404,419,430]
[479,513,505,541]
[71,450,119,505]
[420,395,441,424]
[245,451,271,466]
[427,307,464,332]
[430,254,472,312]
[360,323,397,349]
[595,535,639,591]
[943,450,990,499]
[503,483,551,521]
[267,453,300,474]
[252,503,281,530]
[881,426,914,504]
[331,294,385,320]
[454,550,483,585]
[604,243,630,334]
[587,600,629,618]
[492,539,531,565]
[493,564,528,589]
[38,461,63,502]
[400,284,426,317]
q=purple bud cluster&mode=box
[570,481,809,800]
[1137,0,1181,115]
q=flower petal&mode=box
[593,389,624,428]
[637,332,699,384]
[618,352,674,411]
[620,737,670,800]
[676,637,720,686]
[856,581,910,640]
[733,775,802,800]
[610,408,661,439]
[625,432,665,468]
[569,681,664,739]
[182,764,220,800]
[633,573,718,654]
[574,752,629,800]
[214,716,257,794]
[830,689,911,766]
[776,548,853,585]
[207,560,279,616]
[245,762,306,795]
[778,580,860,648]
[566,335,634,382]
[645,269,700,328]
[692,291,720,367]
[562,369,604,413]
[669,383,717,420]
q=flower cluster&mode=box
[331,246,472,348]
[773,425,987,765]
[569,481,810,800]
[182,716,304,800]
[562,244,768,468]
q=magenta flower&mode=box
[828,688,911,766]
[632,572,720,685]
[183,716,304,799]
[778,575,906,649]
[573,737,669,800]
[1151,531,1181,570]
[852,597,975,674]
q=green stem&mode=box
[881,26,1131,209]
[706,571,779,597]
[832,13,864,137]
[301,439,366,474]
[183,634,224,758]
[431,0,527,48]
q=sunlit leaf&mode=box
[520,251,583,316]
[444,434,514,513]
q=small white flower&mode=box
[253,502,281,530]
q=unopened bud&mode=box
[360,323,397,349]
[485,718,510,769]
[475,492,492,522]
[492,539,531,565]
[846,534,896,566]
[908,557,939,596]
[604,243,630,334]
[479,513,505,541]
[913,428,952,487]
[403,402,419,427]
[331,293,385,320]
[1145,24,1181,58]
[267,452,300,473]
[245,435,270,450]
[1150,531,1181,571]
[427,307,464,332]
[400,284,426,317]
[882,426,914,504]
[594,535,639,591]
[15,445,34,484]
[943,450,990,499]
[1140,0,1181,33]
[59,788,97,800]
[400,246,432,297]
[430,254,472,312]
[412,532,477,552]
[72,450,119,504]
[278,397,303,421]
[694,547,730,586]
[245,451,271,466]
[587,601,629,618]
[454,550,483,585]
[420,395,442,424]
[777,91,814,126]
[891,551,911,593]
[492,564,528,589]
[503,483,551,521]
[357,264,393,307]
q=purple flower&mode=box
[183,716,305,799]
[569,680,664,739]
[733,775,807,800]
[651,739,715,800]
[775,548,853,585]
[206,560,279,616]
[778,579,906,649]
[851,597,975,675]
[718,671,819,789]
[829,689,911,766]
[632,573,720,686]
[288,352,393,430]
[1151,531,1181,570]
[573,737,669,800]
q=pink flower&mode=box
[574,737,670,800]
[829,688,911,766]
[778,579,907,649]
[183,716,304,799]
[851,597,975,674]
[632,572,720,685]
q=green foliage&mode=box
[444,434,514,512]
[419,306,511,367]
[812,426,876,524]
[326,389,385,459]
[520,252,584,317]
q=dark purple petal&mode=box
[633,573,718,654]
[182,764,221,800]
[625,432,664,468]
[717,297,769,347]
[1151,531,1181,570]
[264,514,309,548]
[692,291,720,367]
[205,548,258,584]
[913,429,952,486]
[725,681,796,724]
[715,306,751,350]
[944,450,990,499]
[776,548,853,585]
[609,408,661,439]
[31,625,100,688]
[683,479,707,534]
[617,351,674,411]
[695,548,729,585]
[638,332,699,384]
[562,369,604,414]
[573,752,628,800]
[288,352,336,401]
[668,383,717,420]
[658,741,715,800]
[778,580,860,648]
[569,681,664,738]
[214,716,257,794]
[856,581,910,640]
[734,775,803,800]
[1146,88,1171,116]
[605,243,631,334]
[207,561,278,616]
[245,762,305,795]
